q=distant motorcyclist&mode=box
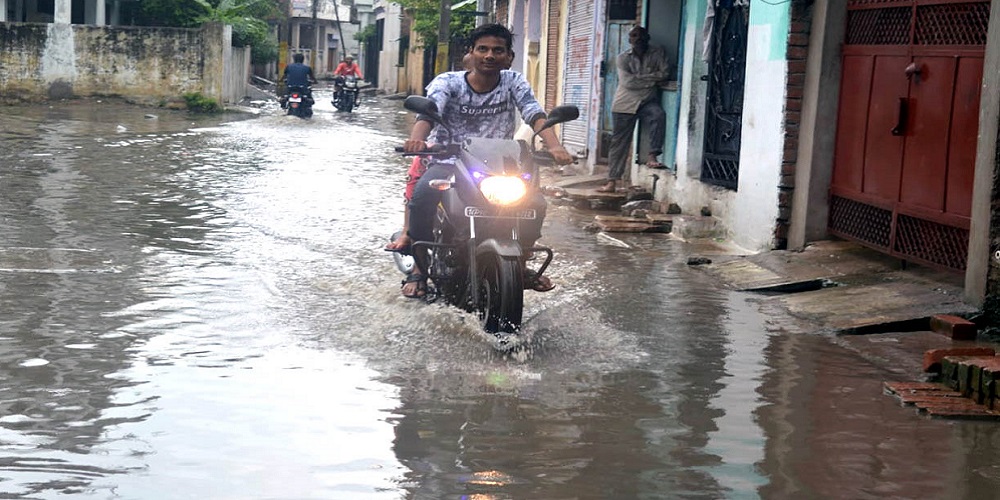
[282,53,317,106]
[398,23,572,298]
[332,55,363,104]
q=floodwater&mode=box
[1,93,998,499]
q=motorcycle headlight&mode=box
[479,175,527,206]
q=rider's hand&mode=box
[404,139,428,153]
[548,145,574,165]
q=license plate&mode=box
[289,96,302,102]
[465,207,536,219]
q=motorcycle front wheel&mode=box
[476,253,523,334]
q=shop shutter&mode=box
[560,0,593,154]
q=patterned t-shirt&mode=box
[422,70,546,146]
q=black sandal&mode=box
[401,273,427,299]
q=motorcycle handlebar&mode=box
[532,151,582,164]
[394,144,448,155]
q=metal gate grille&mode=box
[700,0,749,190]
[844,7,911,44]
[829,196,893,248]
[914,3,990,45]
[895,214,969,270]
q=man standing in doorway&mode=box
[598,26,670,193]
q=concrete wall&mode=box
[0,22,231,105]
[652,0,737,242]
[638,0,792,252]
[225,45,251,104]
[403,26,426,95]
[377,2,402,93]
[731,0,791,251]
[967,0,1000,306]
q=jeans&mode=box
[607,98,666,180]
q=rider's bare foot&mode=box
[385,233,412,252]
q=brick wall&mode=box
[775,0,813,250]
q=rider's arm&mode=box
[510,73,572,164]
[354,63,364,80]
[531,117,573,165]
[403,73,450,152]
[404,120,433,152]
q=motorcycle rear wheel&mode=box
[476,253,523,334]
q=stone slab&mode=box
[766,280,976,334]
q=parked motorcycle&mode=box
[391,96,579,347]
[283,85,314,118]
[332,76,362,113]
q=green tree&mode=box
[132,0,283,63]
[395,0,477,49]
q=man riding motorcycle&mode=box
[400,23,573,299]
[332,55,363,106]
[281,53,317,107]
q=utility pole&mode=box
[332,0,348,58]
[434,0,451,75]
[311,0,320,70]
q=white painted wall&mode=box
[42,23,77,83]
[628,0,789,252]
[731,24,785,251]
[377,2,402,93]
[643,0,737,243]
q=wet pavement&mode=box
[1,94,1000,499]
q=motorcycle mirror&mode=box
[530,105,580,151]
[403,96,443,124]
[541,105,580,129]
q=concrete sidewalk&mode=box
[691,238,1000,418]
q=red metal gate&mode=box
[829,0,990,271]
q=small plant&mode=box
[183,92,220,113]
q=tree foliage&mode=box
[395,0,477,49]
[132,0,283,62]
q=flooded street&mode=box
[2,94,999,499]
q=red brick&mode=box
[930,314,978,340]
[788,33,810,47]
[790,21,810,34]
[787,60,807,74]
[786,98,802,111]
[787,46,809,60]
[923,347,996,372]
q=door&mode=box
[700,0,749,190]
[598,0,639,161]
[829,0,989,271]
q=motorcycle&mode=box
[283,85,314,118]
[392,96,579,346]
[332,76,362,113]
